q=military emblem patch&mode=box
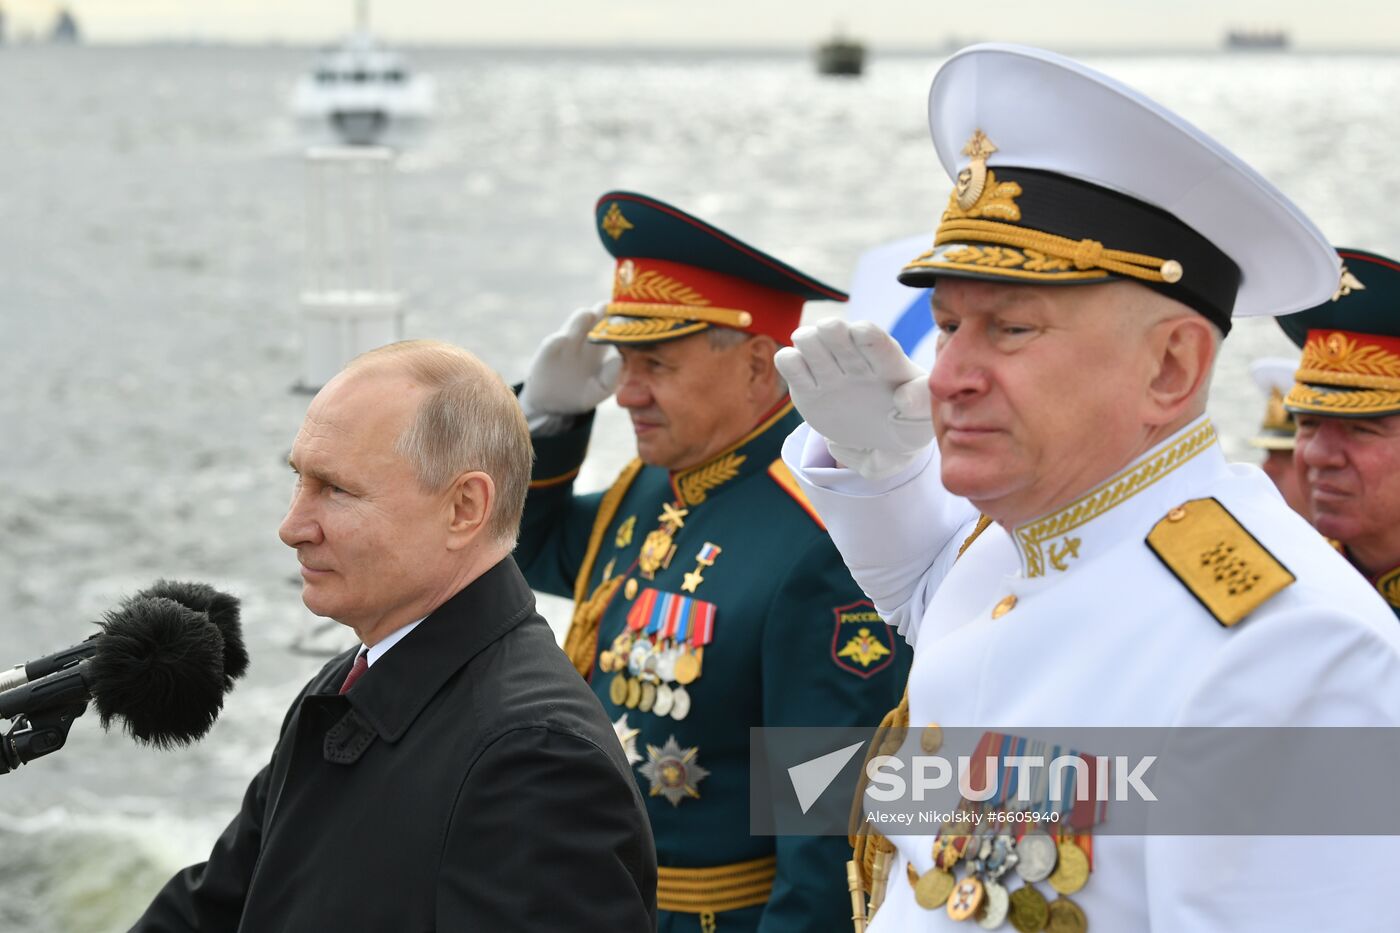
[831,599,895,678]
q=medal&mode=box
[639,680,657,713]
[1047,841,1089,895]
[909,864,956,910]
[977,880,1009,929]
[680,541,722,594]
[673,648,701,685]
[669,684,691,720]
[982,834,1019,881]
[932,836,964,871]
[638,735,708,806]
[627,641,650,676]
[656,645,678,683]
[608,673,628,706]
[598,650,617,673]
[1046,897,1087,933]
[625,677,641,709]
[946,876,985,921]
[1014,833,1058,884]
[1007,885,1049,933]
[653,683,674,717]
[612,714,641,766]
[638,503,687,579]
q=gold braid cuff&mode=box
[848,515,995,897]
[561,459,644,676]
[919,218,1182,285]
[657,856,777,914]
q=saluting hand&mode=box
[519,303,623,419]
[775,319,933,480]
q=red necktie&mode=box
[339,652,369,694]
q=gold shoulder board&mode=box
[1146,497,1295,628]
[766,459,826,529]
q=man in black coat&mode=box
[131,340,657,932]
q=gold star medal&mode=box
[639,735,709,806]
[680,541,721,593]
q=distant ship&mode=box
[1225,29,1289,51]
[816,30,865,76]
[292,1,434,146]
[49,6,80,44]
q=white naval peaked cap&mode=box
[901,43,1340,329]
[1247,356,1301,450]
[1249,357,1301,398]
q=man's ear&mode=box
[1145,315,1217,425]
[745,334,781,396]
[446,471,495,551]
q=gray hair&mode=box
[348,340,533,547]
[704,326,788,393]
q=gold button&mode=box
[1167,506,1187,522]
[991,595,1017,619]
[1160,259,1184,283]
[624,578,638,600]
[921,723,943,754]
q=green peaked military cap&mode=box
[589,191,847,346]
[1278,248,1400,418]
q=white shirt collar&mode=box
[363,617,426,667]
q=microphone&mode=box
[0,635,99,694]
[126,580,249,689]
[0,581,247,695]
[0,596,230,773]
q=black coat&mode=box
[131,557,657,932]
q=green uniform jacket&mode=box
[516,400,909,933]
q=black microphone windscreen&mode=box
[134,580,248,688]
[89,597,227,749]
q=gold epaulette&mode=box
[1146,497,1295,627]
[766,459,825,529]
[561,459,644,676]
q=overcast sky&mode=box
[4,0,1399,49]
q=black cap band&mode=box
[901,168,1242,335]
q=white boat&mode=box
[292,3,434,146]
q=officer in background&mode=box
[1246,356,1308,515]
[776,45,1400,932]
[1279,247,1400,619]
[515,191,909,932]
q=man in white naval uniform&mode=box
[777,45,1400,932]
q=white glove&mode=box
[518,303,622,421]
[775,319,933,480]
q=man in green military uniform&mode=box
[1280,247,1400,619]
[515,191,909,932]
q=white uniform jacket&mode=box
[782,415,1400,933]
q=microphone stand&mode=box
[0,702,87,774]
